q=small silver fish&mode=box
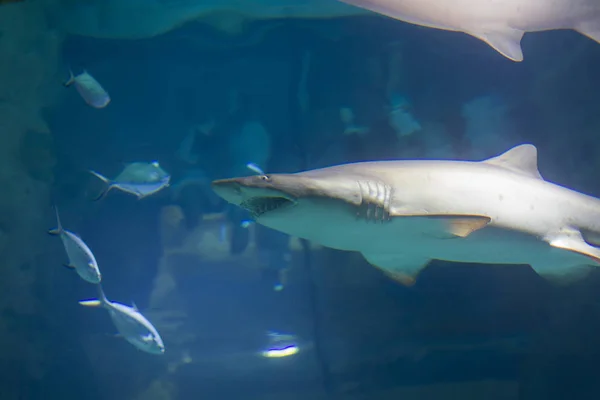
[79,284,165,355]
[64,69,110,109]
[246,162,265,175]
[48,207,101,284]
[262,331,300,358]
[89,161,171,200]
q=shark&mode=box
[338,0,600,61]
[211,144,600,286]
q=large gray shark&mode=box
[212,144,600,286]
[338,0,600,61]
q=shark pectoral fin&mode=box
[361,252,430,286]
[421,215,491,238]
[530,263,594,285]
[545,228,600,265]
[383,270,418,286]
[576,20,600,45]
[390,211,491,238]
[440,215,491,238]
[467,28,525,62]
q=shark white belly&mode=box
[339,0,600,61]
[211,144,600,286]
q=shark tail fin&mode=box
[575,20,600,45]
[48,206,63,236]
[89,170,114,201]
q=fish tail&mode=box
[96,283,110,304]
[48,206,63,235]
[89,170,110,184]
[78,299,102,307]
[89,170,113,201]
[63,69,75,87]
[79,284,109,308]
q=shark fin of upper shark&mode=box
[339,0,600,62]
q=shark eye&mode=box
[259,175,271,182]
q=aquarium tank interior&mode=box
[2,0,600,399]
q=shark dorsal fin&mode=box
[482,144,543,180]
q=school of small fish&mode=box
[48,94,266,353]
[50,203,165,354]
[49,160,172,355]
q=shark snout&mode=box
[211,175,299,218]
[211,178,246,205]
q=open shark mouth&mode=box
[240,196,294,218]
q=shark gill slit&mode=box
[357,180,371,222]
[368,181,376,221]
[372,181,381,221]
[356,180,365,220]
[383,183,392,221]
[357,180,391,223]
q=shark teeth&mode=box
[240,197,293,218]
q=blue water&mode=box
[4,2,600,399]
